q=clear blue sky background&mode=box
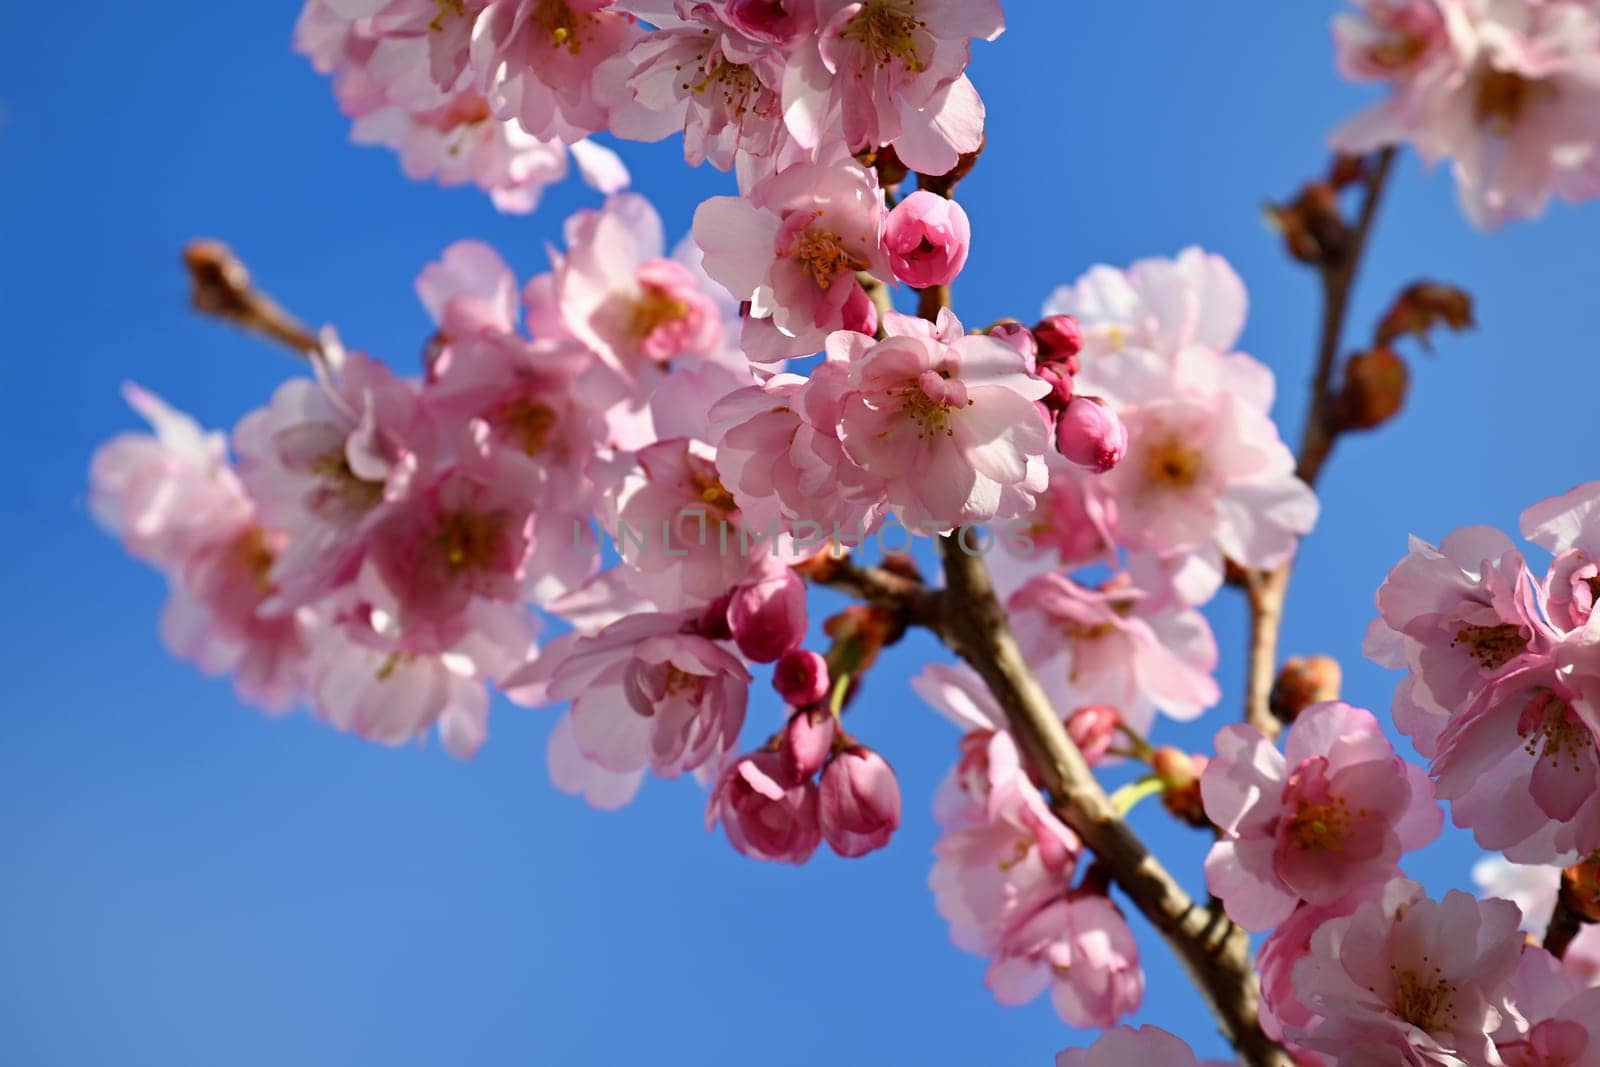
[3,4,1597,1065]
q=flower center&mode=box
[1142,437,1202,490]
[1517,688,1595,771]
[535,0,594,53]
[790,226,862,289]
[895,380,968,439]
[688,456,738,515]
[500,397,558,457]
[628,284,690,340]
[1451,622,1526,670]
[312,449,386,511]
[689,56,760,115]
[229,526,278,594]
[434,511,505,574]
[430,0,469,32]
[1475,69,1544,134]
[842,0,927,73]
[1392,966,1457,1031]
[1286,796,1354,852]
[663,664,703,697]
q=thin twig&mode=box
[1241,147,1398,738]
[183,239,323,359]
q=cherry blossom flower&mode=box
[781,0,1002,174]
[1493,945,1600,1067]
[472,0,644,142]
[832,310,1051,530]
[1287,877,1523,1064]
[1521,479,1600,632]
[1057,1025,1212,1067]
[883,189,971,288]
[1332,0,1600,226]
[1365,525,1557,756]
[1202,702,1441,931]
[517,612,750,781]
[726,557,807,663]
[692,158,890,362]
[988,892,1144,1029]
[1473,856,1600,986]
[546,711,647,809]
[1255,883,1387,1050]
[707,748,822,863]
[1009,572,1220,732]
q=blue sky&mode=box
[3,3,1598,1065]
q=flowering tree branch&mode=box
[1241,147,1398,739]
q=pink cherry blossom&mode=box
[708,363,888,534]
[1084,345,1317,600]
[833,310,1051,530]
[692,159,889,362]
[1010,572,1220,732]
[707,749,822,864]
[1255,883,1387,1049]
[604,1,793,172]
[987,892,1144,1029]
[818,744,901,857]
[726,557,807,663]
[1202,702,1441,931]
[1493,945,1600,1067]
[518,612,750,780]
[472,0,643,142]
[1287,877,1523,1064]
[1473,856,1600,986]
[546,711,647,809]
[781,0,1002,174]
[1057,1025,1213,1067]
[883,189,971,288]
[1521,480,1600,632]
[1366,525,1556,757]
[1043,246,1251,367]
[1332,0,1600,226]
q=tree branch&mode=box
[1241,147,1398,738]
[938,538,1292,1067]
[800,552,946,634]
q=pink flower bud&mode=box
[987,320,1038,371]
[818,745,901,857]
[773,648,830,707]
[782,705,836,779]
[728,563,807,663]
[1055,395,1127,473]
[840,279,879,337]
[1034,314,1084,369]
[708,751,821,865]
[884,190,971,289]
[1066,704,1121,764]
[1037,361,1076,411]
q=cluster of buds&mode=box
[1266,154,1371,266]
[989,313,1127,474]
[1336,282,1474,433]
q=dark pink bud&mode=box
[1055,395,1127,473]
[728,563,807,663]
[773,649,830,707]
[840,280,879,337]
[987,320,1038,372]
[782,705,836,779]
[884,190,971,288]
[1066,704,1121,764]
[1037,361,1076,411]
[1034,314,1084,369]
[708,750,821,865]
[818,745,901,858]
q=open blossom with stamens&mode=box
[604,0,795,172]
[692,158,889,362]
[1365,525,1556,756]
[1009,572,1220,732]
[1331,0,1600,226]
[1520,480,1600,632]
[515,612,750,781]
[833,310,1051,530]
[987,892,1144,1029]
[781,0,1001,174]
[1202,702,1441,931]
[472,0,644,142]
[1084,344,1319,603]
[1287,878,1523,1064]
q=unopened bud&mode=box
[1153,749,1210,828]
[1375,282,1475,351]
[729,563,807,663]
[1336,346,1409,431]
[774,649,831,708]
[1033,314,1084,370]
[1055,395,1127,473]
[1562,855,1600,923]
[819,744,902,858]
[782,704,837,779]
[1267,181,1349,265]
[1066,705,1121,765]
[1270,656,1343,724]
